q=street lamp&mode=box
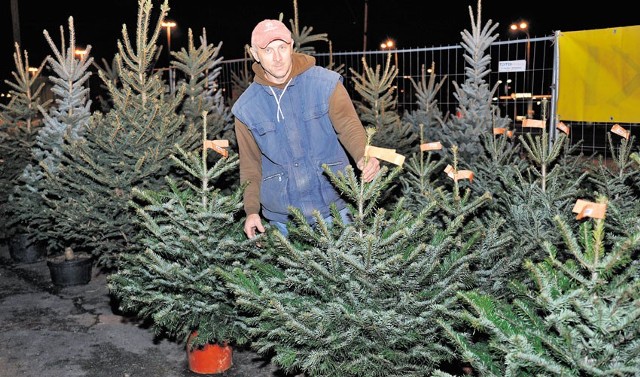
[380,38,399,69]
[161,20,177,93]
[510,20,532,117]
[161,20,176,53]
[380,39,394,50]
[510,21,530,69]
[74,48,87,59]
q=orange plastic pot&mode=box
[187,332,233,374]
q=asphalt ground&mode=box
[0,242,298,377]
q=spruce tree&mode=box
[462,131,586,297]
[171,27,238,190]
[399,4,524,301]
[34,0,199,267]
[407,145,511,301]
[402,62,448,158]
[488,126,589,294]
[399,123,448,213]
[91,56,119,113]
[467,108,523,201]
[0,43,50,238]
[173,29,233,144]
[223,132,490,376]
[437,197,640,376]
[587,133,640,234]
[108,112,251,348]
[0,44,48,127]
[7,16,93,248]
[350,53,416,157]
[468,96,590,297]
[438,0,503,165]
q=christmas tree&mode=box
[171,27,238,190]
[108,111,251,348]
[7,16,93,249]
[34,0,200,267]
[473,117,589,298]
[0,43,50,238]
[399,123,448,213]
[91,56,119,112]
[437,197,640,376]
[399,0,520,300]
[223,131,491,376]
[173,28,234,146]
[350,53,416,157]
[402,62,449,159]
[588,132,640,232]
[438,0,503,165]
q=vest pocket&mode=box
[302,103,329,120]
[321,160,348,174]
[260,172,290,215]
[252,120,277,135]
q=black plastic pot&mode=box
[47,255,93,287]
[8,233,46,264]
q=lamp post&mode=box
[161,20,176,93]
[363,0,368,52]
[510,21,530,69]
[161,20,176,53]
[510,20,532,118]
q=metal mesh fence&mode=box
[216,35,637,158]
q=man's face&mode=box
[252,40,293,84]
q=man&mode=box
[232,19,380,239]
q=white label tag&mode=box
[498,60,526,72]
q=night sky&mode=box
[1,0,637,94]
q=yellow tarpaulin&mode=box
[558,26,640,123]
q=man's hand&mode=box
[357,156,381,182]
[244,213,265,239]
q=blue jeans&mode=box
[270,207,352,237]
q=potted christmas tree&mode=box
[0,42,50,263]
[46,246,93,287]
[7,16,94,282]
[108,111,251,374]
[31,0,200,269]
[107,16,248,371]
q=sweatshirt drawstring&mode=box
[269,79,292,122]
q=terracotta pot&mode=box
[187,332,233,374]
